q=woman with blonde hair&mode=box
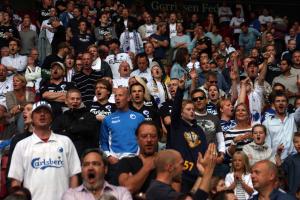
[5,74,35,133]
[225,151,254,200]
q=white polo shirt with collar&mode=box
[8,132,81,200]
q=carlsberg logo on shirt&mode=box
[31,157,64,170]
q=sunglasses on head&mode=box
[192,96,206,102]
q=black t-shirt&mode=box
[38,5,52,23]
[149,33,169,59]
[40,81,75,117]
[72,33,95,55]
[266,62,281,84]
[159,99,173,139]
[129,102,161,128]
[0,25,20,48]
[117,156,156,193]
[88,101,116,117]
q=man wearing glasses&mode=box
[191,88,227,177]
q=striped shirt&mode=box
[224,128,253,153]
[72,70,105,105]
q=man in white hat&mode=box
[8,101,81,200]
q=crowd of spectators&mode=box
[0,0,300,199]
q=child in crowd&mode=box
[225,151,254,200]
[242,124,276,166]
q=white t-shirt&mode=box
[113,77,130,88]
[0,77,13,105]
[119,32,143,54]
[169,23,177,38]
[147,80,169,107]
[218,6,232,23]
[8,132,81,200]
[230,17,245,34]
[105,53,133,79]
[145,24,156,38]
[258,15,274,25]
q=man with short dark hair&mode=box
[62,149,132,200]
[264,92,300,160]
[72,52,112,105]
[118,121,158,197]
[8,101,81,200]
[1,38,27,75]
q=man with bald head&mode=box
[113,61,131,88]
[100,87,144,183]
[146,144,218,200]
[250,160,296,200]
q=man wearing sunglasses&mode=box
[191,88,227,177]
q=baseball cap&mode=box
[32,101,52,113]
[51,62,65,72]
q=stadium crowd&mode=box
[0,0,300,199]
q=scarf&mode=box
[123,30,142,54]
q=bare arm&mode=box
[42,91,66,102]
[118,155,155,194]
[69,175,79,188]
[10,179,21,188]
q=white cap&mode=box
[32,101,52,113]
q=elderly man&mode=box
[250,160,296,200]
[62,149,132,200]
[8,101,81,200]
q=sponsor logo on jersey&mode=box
[31,157,64,170]
[130,114,136,119]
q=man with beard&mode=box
[88,78,116,123]
[40,61,74,117]
[146,144,218,200]
[1,38,27,75]
[62,149,132,200]
[52,88,99,157]
[118,121,158,197]
[129,83,161,128]
[263,92,300,160]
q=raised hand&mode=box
[189,66,198,80]
[178,75,186,90]
[196,143,217,174]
